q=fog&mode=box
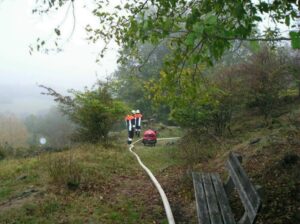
[0,0,118,116]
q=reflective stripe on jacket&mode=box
[135,113,142,126]
[125,115,135,131]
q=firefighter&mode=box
[135,109,143,137]
[125,111,135,144]
[131,110,136,132]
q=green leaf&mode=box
[192,22,204,34]
[185,33,196,46]
[205,14,217,25]
[115,5,121,10]
[259,2,269,13]
[253,16,262,22]
[285,16,290,26]
[290,31,300,49]
[249,41,260,53]
[191,54,201,64]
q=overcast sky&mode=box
[0,0,119,116]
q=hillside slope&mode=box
[148,104,300,223]
[0,109,299,223]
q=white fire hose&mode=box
[129,137,180,224]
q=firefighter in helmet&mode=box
[125,110,135,144]
[134,109,143,137]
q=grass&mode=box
[0,124,185,223]
[0,187,13,200]
[0,193,161,223]
[134,143,181,174]
[0,141,173,223]
[1,105,300,223]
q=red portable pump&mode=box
[142,129,157,146]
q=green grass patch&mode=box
[135,144,182,174]
[0,187,13,200]
[0,143,170,223]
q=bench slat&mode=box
[227,153,261,223]
[203,173,223,224]
[211,174,236,224]
[192,172,210,224]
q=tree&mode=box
[40,82,128,143]
[110,42,172,123]
[146,64,234,135]
[31,0,299,133]
[32,0,300,69]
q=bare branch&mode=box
[39,84,74,106]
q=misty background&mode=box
[0,0,118,116]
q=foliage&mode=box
[288,50,300,97]
[289,31,300,49]
[110,42,172,123]
[32,0,300,68]
[110,73,152,118]
[30,1,300,133]
[40,82,128,143]
[30,1,299,133]
[146,62,236,135]
[237,47,292,121]
[215,40,255,66]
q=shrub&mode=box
[238,47,292,121]
[40,82,128,143]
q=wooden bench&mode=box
[192,152,262,224]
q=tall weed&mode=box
[46,152,82,189]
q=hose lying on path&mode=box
[129,137,180,224]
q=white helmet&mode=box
[136,109,140,113]
[131,110,136,114]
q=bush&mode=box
[238,47,292,121]
[40,82,128,143]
